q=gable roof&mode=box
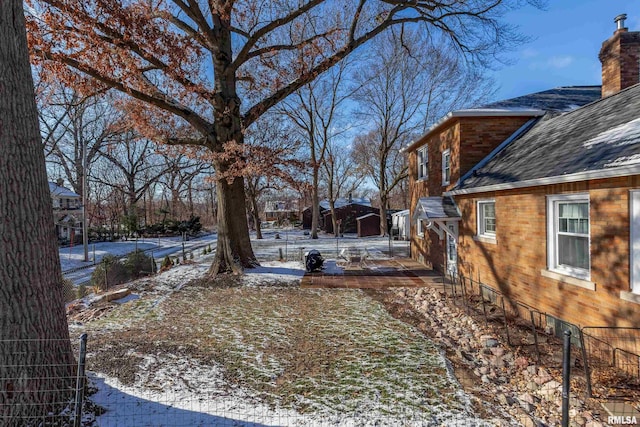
[413,196,461,221]
[49,182,80,198]
[403,86,601,153]
[318,198,371,210]
[451,83,640,194]
[356,213,379,220]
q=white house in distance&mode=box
[49,179,82,243]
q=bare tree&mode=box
[353,30,495,235]
[93,134,169,235]
[40,88,121,195]
[0,1,74,421]
[243,115,304,239]
[156,148,213,220]
[27,0,537,275]
[322,139,366,235]
[281,61,351,238]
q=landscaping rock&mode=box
[517,414,536,427]
[389,287,597,427]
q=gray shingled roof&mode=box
[414,196,460,220]
[49,182,80,198]
[475,86,602,112]
[457,83,640,190]
[319,198,371,210]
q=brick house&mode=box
[405,16,640,327]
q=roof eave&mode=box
[446,165,640,196]
[401,109,545,153]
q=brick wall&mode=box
[408,116,533,271]
[455,176,640,327]
[457,117,531,182]
[600,30,640,97]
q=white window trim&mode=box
[417,147,428,181]
[476,199,496,241]
[546,193,591,281]
[417,218,424,237]
[442,149,451,186]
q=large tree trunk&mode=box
[207,15,258,275]
[209,173,257,275]
[0,2,75,423]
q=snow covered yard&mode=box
[68,236,498,426]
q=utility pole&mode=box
[82,140,89,262]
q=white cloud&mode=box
[529,55,574,70]
[546,55,574,68]
[520,48,539,59]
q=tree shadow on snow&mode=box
[89,376,275,427]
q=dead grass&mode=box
[71,281,476,422]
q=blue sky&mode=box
[490,0,640,101]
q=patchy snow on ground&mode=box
[75,232,476,427]
[90,366,306,427]
[243,261,306,286]
[60,235,218,273]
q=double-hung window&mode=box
[442,149,451,186]
[477,200,496,239]
[417,147,428,180]
[547,194,590,280]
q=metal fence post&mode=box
[562,330,572,427]
[529,309,541,364]
[500,297,512,346]
[578,328,593,398]
[74,333,88,427]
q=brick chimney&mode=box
[599,14,640,97]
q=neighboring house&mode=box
[49,180,82,243]
[302,197,372,231]
[391,209,410,240]
[264,200,299,223]
[405,16,640,327]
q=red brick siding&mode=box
[457,117,531,183]
[408,122,460,270]
[456,176,640,327]
[408,116,535,270]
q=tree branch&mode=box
[35,50,213,136]
[231,0,325,70]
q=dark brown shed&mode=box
[356,213,381,237]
